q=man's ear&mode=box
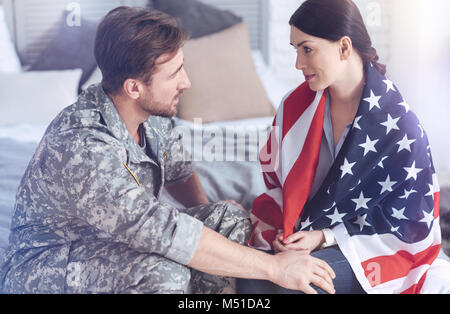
[339,36,353,60]
[122,79,141,100]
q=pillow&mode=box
[178,23,275,123]
[0,6,22,72]
[28,11,98,90]
[151,0,242,39]
[0,69,82,126]
[171,118,271,210]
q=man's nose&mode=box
[179,68,191,90]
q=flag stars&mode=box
[359,135,379,156]
[380,114,400,135]
[364,90,382,111]
[351,192,371,210]
[396,134,416,153]
[378,175,397,194]
[326,208,346,225]
[391,207,408,220]
[300,217,313,230]
[420,209,434,229]
[398,101,410,113]
[383,78,396,93]
[425,183,434,199]
[377,156,389,169]
[403,161,423,181]
[353,116,362,130]
[399,188,417,200]
[354,214,371,232]
[340,158,356,178]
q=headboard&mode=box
[2,0,269,66]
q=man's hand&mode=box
[270,250,336,294]
[273,230,325,253]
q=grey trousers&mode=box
[65,201,251,294]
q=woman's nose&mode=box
[296,54,306,70]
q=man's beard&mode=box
[138,97,178,118]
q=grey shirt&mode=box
[293,90,352,235]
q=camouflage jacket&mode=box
[0,84,203,293]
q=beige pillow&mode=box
[179,22,275,123]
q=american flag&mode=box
[250,64,441,294]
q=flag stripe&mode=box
[361,244,441,287]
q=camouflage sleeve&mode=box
[163,119,194,185]
[44,134,203,266]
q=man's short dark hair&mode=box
[94,6,189,95]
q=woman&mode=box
[238,0,449,294]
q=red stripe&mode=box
[251,193,283,229]
[361,244,441,287]
[262,229,277,250]
[401,271,428,294]
[282,91,326,237]
[282,83,316,140]
[434,192,440,219]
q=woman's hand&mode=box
[273,230,325,253]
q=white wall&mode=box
[267,0,450,180]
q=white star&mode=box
[359,135,379,156]
[419,209,435,229]
[383,78,396,93]
[354,214,371,231]
[300,216,313,230]
[377,156,389,169]
[378,175,397,194]
[403,161,423,181]
[396,134,416,153]
[391,226,400,233]
[425,183,434,198]
[418,124,424,138]
[340,158,356,178]
[353,116,362,130]
[380,114,400,135]
[391,207,408,220]
[399,188,417,199]
[363,90,382,111]
[351,192,371,210]
[323,202,336,212]
[326,208,346,225]
[349,179,361,191]
[398,101,410,113]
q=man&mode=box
[0,7,335,294]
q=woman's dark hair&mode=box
[94,6,189,95]
[289,0,386,75]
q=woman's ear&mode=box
[123,79,141,100]
[339,36,353,60]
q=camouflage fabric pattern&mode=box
[0,84,251,293]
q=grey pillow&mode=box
[173,120,271,210]
[151,0,242,39]
[28,11,98,91]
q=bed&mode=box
[1,0,449,289]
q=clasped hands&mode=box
[273,229,325,253]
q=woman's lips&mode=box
[305,74,316,81]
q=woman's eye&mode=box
[304,47,312,54]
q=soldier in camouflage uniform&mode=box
[0,7,336,294]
